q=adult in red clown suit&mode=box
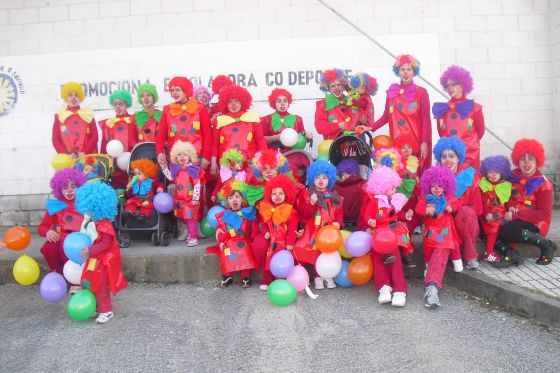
[210,85,268,176]
[433,65,485,170]
[261,88,312,152]
[99,89,138,189]
[348,72,379,129]
[373,55,432,170]
[38,169,86,285]
[134,83,162,143]
[493,139,557,267]
[314,68,364,140]
[52,81,98,156]
[433,136,483,271]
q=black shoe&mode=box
[402,253,416,268]
[490,247,523,268]
[521,229,557,265]
[382,254,396,264]
[219,276,233,288]
[241,277,251,288]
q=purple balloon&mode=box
[40,272,67,303]
[154,192,174,213]
[269,250,295,279]
[345,231,372,257]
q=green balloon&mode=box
[291,134,307,150]
[67,289,97,321]
[199,217,216,237]
[267,280,297,306]
[316,153,330,161]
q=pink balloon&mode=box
[286,265,309,292]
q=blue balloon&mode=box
[206,206,225,229]
[270,250,295,279]
[334,260,353,288]
[63,232,91,265]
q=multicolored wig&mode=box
[75,181,118,221]
[218,85,252,113]
[336,159,360,177]
[109,89,132,107]
[193,85,211,101]
[264,174,296,205]
[420,165,456,196]
[130,158,159,179]
[366,166,402,195]
[349,72,379,96]
[217,180,249,208]
[319,68,348,92]
[433,136,466,165]
[61,81,85,103]
[480,155,511,181]
[394,134,420,155]
[306,160,336,190]
[137,83,159,105]
[268,88,293,109]
[374,147,405,172]
[50,168,87,200]
[392,54,421,77]
[250,149,291,181]
[439,65,473,95]
[170,141,199,165]
[168,76,194,97]
[220,149,246,169]
[211,75,234,94]
[511,138,545,168]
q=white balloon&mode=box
[116,152,131,171]
[106,140,124,158]
[63,260,84,285]
[280,128,298,147]
[315,252,342,279]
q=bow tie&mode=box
[432,99,474,120]
[455,167,476,198]
[106,116,131,128]
[57,107,94,124]
[387,83,416,101]
[169,97,199,117]
[220,167,246,183]
[184,164,201,179]
[135,110,162,129]
[46,198,69,215]
[223,207,257,230]
[132,178,153,195]
[259,202,293,226]
[271,112,297,132]
[426,194,447,216]
[510,174,544,196]
[479,178,512,205]
[216,111,260,129]
[310,187,341,209]
[324,93,348,110]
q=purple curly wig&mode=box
[480,155,511,181]
[50,168,87,200]
[420,166,456,196]
[336,159,360,177]
[433,136,466,164]
[439,65,473,95]
[307,160,336,190]
[366,166,402,195]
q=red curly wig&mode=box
[130,158,159,179]
[395,134,420,155]
[268,88,293,109]
[211,75,234,94]
[168,76,193,97]
[218,85,252,113]
[511,138,545,167]
[264,174,296,205]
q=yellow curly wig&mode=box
[60,81,85,103]
[170,141,199,165]
[130,158,159,179]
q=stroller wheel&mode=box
[151,232,160,246]
[160,231,171,247]
[118,232,131,248]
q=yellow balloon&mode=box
[338,230,353,259]
[51,153,74,170]
[318,140,334,155]
[13,254,40,286]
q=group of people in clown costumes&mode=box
[31,52,555,321]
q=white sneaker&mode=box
[69,285,81,295]
[424,264,429,278]
[378,285,393,304]
[95,311,114,324]
[413,226,422,235]
[177,222,188,241]
[325,278,336,289]
[314,277,325,290]
[391,292,406,307]
[259,284,268,291]
[452,259,464,272]
[186,238,199,247]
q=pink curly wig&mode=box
[511,138,545,168]
[268,88,292,109]
[218,85,252,113]
[439,65,473,95]
[420,166,456,196]
[193,85,211,100]
[50,168,87,200]
[366,166,402,195]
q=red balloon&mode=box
[348,255,374,285]
[315,225,342,253]
[372,227,397,254]
[372,135,394,150]
[2,226,31,251]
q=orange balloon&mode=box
[315,225,342,253]
[348,255,374,285]
[3,226,31,251]
[372,135,394,150]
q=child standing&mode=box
[124,159,164,220]
[75,182,127,324]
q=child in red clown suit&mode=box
[416,166,462,309]
[75,182,127,324]
[214,180,259,288]
[167,141,204,247]
[257,174,299,290]
[52,81,98,157]
[333,159,366,224]
[261,88,312,152]
[135,83,162,143]
[211,149,248,203]
[348,72,379,129]
[294,160,343,290]
[38,169,86,285]
[478,155,512,263]
[124,159,165,220]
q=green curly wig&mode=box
[136,83,159,105]
[219,149,246,168]
[109,89,132,107]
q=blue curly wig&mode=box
[433,136,466,164]
[75,182,118,221]
[480,155,511,181]
[336,159,360,177]
[307,160,336,190]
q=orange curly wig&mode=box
[130,158,159,179]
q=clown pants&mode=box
[454,206,479,262]
[372,248,407,293]
[40,241,68,276]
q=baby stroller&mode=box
[115,142,172,248]
[284,149,314,183]
[73,154,114,184]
